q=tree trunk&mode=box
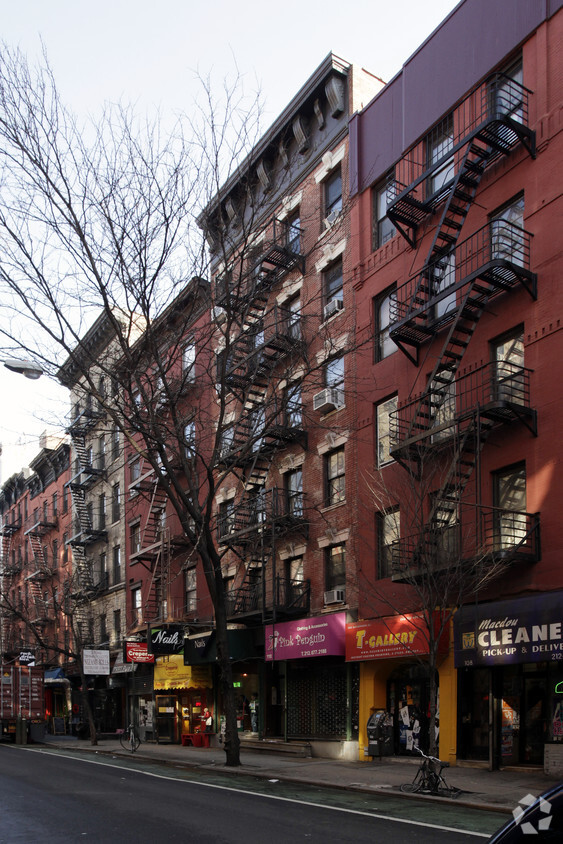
[214,600,240,766]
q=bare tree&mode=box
[0,46,363,763]
[362,430,518,757]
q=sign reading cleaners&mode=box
[454,591,563,667]
[148,624,184,655]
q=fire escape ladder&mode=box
[426,139,490,269]
[142,529,171,622]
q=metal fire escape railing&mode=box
[383,71,537,580]
[391,502,541,581]
[389,221,536,364]
[214,217,307,624]
[386,71,535,249]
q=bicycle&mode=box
[119,723,141,753]
[400,747,461,798]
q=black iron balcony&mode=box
[391,504,540,582]
[389,221,536,353]
[68,526,107,547]
[390,361,536,457]
[215,217,304,308]
[226,574,310,622]
[217,488,307,545]
[0,516,22,536]
[219,401,306,467]
[387,72,535,243]
[67,404,105,436]
[223,303,305,392]
[24,507,58,536]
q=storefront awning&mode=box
[184,629,258,665]
[154,654,212,690]
[454,590,563,667]
[45,668,70,685]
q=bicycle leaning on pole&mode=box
[400,747,461,798]
[119,723,141,753]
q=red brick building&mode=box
[349,0,563,766]
[0,435,74,733]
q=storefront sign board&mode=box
[265,613,346,661]
[154,654,211,690]
[83,649,110,675]
[454,591,563,667]
[345,614,432,661]
[148,624,185,655]
[124,642,154,664]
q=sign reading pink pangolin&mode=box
[265,613,346,661]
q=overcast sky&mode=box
[0,0,461,480]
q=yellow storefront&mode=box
[153,655,212,743]
[346,614,457,763]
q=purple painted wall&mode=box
[350,0,563,195]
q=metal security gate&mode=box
[287,662,349,739]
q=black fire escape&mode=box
[65,403,107,639]
[386,71,540,579]
[215,216,310,623]
[24,507,57,625]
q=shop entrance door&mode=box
[523,676,546,764]
[155,695,177,743]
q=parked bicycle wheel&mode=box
[119,731,130,751]
[130,732,141,752]
[400,781,423,793]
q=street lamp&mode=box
[3,358,43,380]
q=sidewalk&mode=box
[35,734,562,815]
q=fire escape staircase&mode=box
[129,474,172,626]
[387,74,536,578]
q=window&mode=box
[378,509,400,579]
[183,342,196,382]
[100,552,107,588]
[111,426,120,461]
[372,174,395,250]
[184,420,196,458]
[432,250,457,318]
[427,114,454,196]
[62,534,68,565]
[490,195,525,267]
[324,167,342,221]
[98,435,106,470]
[326,448,345,506]
[493,327,525,405]
[52,539,58,569]
[326,544,345,591]
[376,396,397,467]
[112,545,122,585]
[374,285,397,362]
[286,211,301,254]
[493,463,527,549]
[99,614,108,645]
[286,383,302,427]
[130,522,141,556]
[111,483,121,522]
[430,369,456,441]
[286,296,301,341]
[431,493,459,561]
[130,458,141,493]
[325,356,344,390]
[98,493,106,530]
[132,586,142,625]
[185,568,197,613]
[324,259,343,313]
[286,556,304,602]
[113,609,121,644]
[218,500,235,539]
[220,424,234,458]
[52,493,58,517]
[286,468,303,517]
[490,56,524,123]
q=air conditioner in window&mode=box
[323,298,344,320]
[313,388,345,412]
[212,306,226,324]
[324,209,340,229]
[324,589,345,605]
